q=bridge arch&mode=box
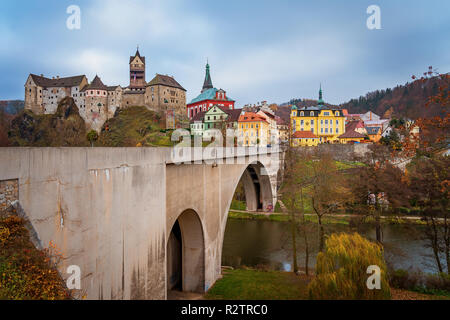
[233,161,274,212]
[166,209,205,295]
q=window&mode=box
[300,111,304,116]
[301,120,304,125]
[321,120,323,124]
[324,112,330,116]
[310,111,314,116]
[336,120,339,125]
[311,119,314,125]
[336,128,339,133]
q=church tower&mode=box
[201,61,213,93]
[129,47,146,89]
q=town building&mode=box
[290,86,345,145]
[237,112,269,146]
[291,130,320,146]
[187,62,235,119]
[366,126,382,142]
[189,105,241,138]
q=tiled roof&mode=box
[147,74,186,91]
[238,112,268,124]
[189,88,234,104]
[129,49,145,64]
[30,74,86,88]
[81,75,107,91]
[225,108,242,122]
[190,111,206,123]
[345,120,365,132]
[366,126,381,135]
[292,131,318,139]
[107,85,121,91]
[338,130,366,139]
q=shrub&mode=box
[308,233,391,300]
[389,269,421,289]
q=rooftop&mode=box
[292,131,318,139]
[147,74,186,91]
[189,87,234,104]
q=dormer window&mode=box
[335,111,339,116]
[300,111,304,116]
[310,111,314,116]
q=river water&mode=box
[222,218,439,274]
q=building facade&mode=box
[24,74,88,114]
[290,86,345,145]
[238,112,269,146]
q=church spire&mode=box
[318,83,324,106]
[202,61,213,93]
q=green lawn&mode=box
[205,269,310,300]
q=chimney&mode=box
[56,75,60,79]
[40,74,44,77]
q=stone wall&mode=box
[293,143,371,161]
[0,179,18,211]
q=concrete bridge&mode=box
[0,147,281,299]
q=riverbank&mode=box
[205,268,449,300]
[228,210,427,225]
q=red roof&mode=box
[238,112,268,124]
[338,130,366,139]
[292,131,318,139]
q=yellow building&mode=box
[238,112,270,146]
[290,86,345,146]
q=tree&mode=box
[408,156,450,274]
[308,233,391,300]
[86,130,98,147]
[348,144,409,243]
[280,147,313,274]
[307,153,351,251]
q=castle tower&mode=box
[129,47,146,89]
[201,61,213,93]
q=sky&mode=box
[0,0,449,106]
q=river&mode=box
[222,218,439,274]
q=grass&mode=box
[205,269,310,300]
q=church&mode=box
[186,62,235,119]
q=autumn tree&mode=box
[408,156,449,274]
[348,144,409,243]
[307,153,352,251]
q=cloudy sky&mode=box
[0,0,449,106]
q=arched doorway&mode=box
[167,209,205,294]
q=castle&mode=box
[24,48,187,131]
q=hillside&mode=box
[8,97,88,147]
[98,106,175,147]
[339,75,447,119]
